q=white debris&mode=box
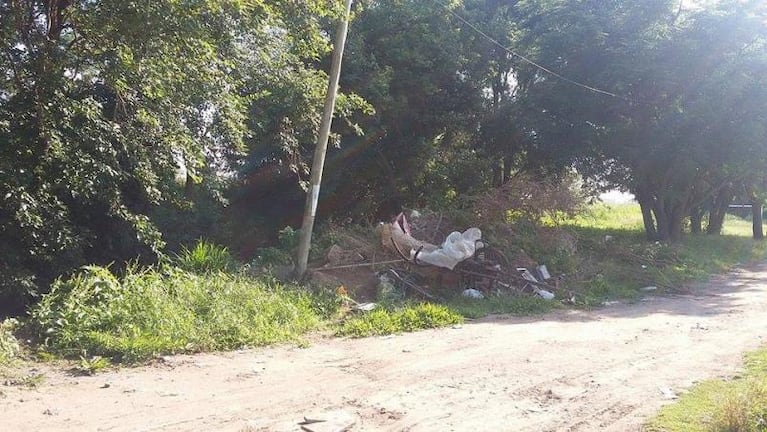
[462,288,485,299]
[535,289,555,300]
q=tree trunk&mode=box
[669,209,685,242]
[636,187,658,240]
[706,191,732,235]
[638,198,658,240]
[492,159,504,187]
[653,207,670,241]
[502,156,513,185]
[689,208,703,234]
[653,197,687,242]
[753,202,764,240]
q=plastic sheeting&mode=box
[413,228,482,270]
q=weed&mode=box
[252,226,300,267]
[174,240,238,274]
[4,373,45,388]
[76,355,111,375]
[337,303,463,338]
[29,265,336,362]
[0,319,21,365]
[561,204,767,302]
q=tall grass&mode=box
[30,265,335,362]
[174,240,238,273]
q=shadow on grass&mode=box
[456,259,767,326]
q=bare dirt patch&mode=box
[3,262,767,431]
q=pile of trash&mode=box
[313,210,561,305]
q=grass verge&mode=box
[646,349,767,432]
[446,294,559,319]
[559,204,767,304]
[30,265,338,362]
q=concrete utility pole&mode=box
[295,0,354,279]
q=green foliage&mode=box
[252,226,300,267]
[0,0,352,312]
[0,318,21,365]
[29,265,334,362]
[336,303,463,338]
[447,294,559,319]
[647,349,767,432]
[174,240,238,274]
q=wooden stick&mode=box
[309,259,403,272]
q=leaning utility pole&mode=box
[295,0,354,279]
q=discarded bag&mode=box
[462,288,485,299]
[383,212,483,270]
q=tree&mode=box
[0,0,340,312]
[498,0,767,241]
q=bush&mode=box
[30,265,331,362]
[0,318,21,365]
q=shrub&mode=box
[0,318,21,365]
[30,265,330,362]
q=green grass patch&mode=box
[30,265,339,362]
[336,303,463,337]
[447,293,559,319]
[561,204,767,303]
[647,349,767,432]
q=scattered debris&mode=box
[659,386,678,400]
[462,289,485,299]
[385,213,483,270]
[537,264,551,280]
[312,211,565,304]
[298,410,357,432]
[535,289,555,300]
[354,303,377,312]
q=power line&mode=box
[431,0,634,102]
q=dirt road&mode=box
[3,263,767,432]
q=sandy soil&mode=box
[3,262,767,432]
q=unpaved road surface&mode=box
[3,263,767,432]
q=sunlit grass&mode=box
[646,349,767,432]
[336,303,463,337]
[29,265,338,362]
[560,203,767,303]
